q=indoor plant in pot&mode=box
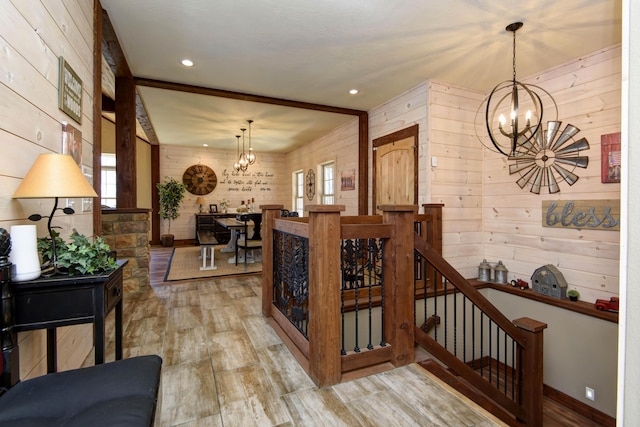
[567,289,580,301]
[157,176,186,247]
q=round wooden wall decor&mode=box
[182,164,217,195]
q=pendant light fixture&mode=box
[233,135,241,172]
[246,119,256,165]
[238,127,249,172]
[475,22,589,194]
[477,22,557,158]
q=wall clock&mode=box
[306,169,315,200]
[182,164,217,195]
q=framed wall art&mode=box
[62,122,82,166]
[341,168,355,191]
[601,132,621,183]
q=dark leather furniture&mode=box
[235,213,262,270]
[0,355,162,427]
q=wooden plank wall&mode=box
[159,145,289,240]
[482,45,621,302]
[427,82,486,278]
[0,0,96,378]
[368,82,429,209]
[285,118,360,215]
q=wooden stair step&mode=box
[418,358,519,427]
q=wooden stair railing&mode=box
[413,235,547,425]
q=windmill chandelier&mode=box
[476,22,589,194]
[232,119,256,172]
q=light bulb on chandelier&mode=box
[246,119,256,165]
[233,135,241,172]
[238,127,249,172]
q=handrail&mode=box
[413,232,546,425]
[414,236,526,346]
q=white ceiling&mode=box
[100,0,622,153]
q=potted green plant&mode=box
[157,176,186,247]
[567,289,580,301]
[38,230,117,275]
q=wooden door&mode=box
[372,124,418,214]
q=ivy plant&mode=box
[38,230,118,275]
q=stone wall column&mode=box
[101,208,150,293]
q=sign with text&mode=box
[58,57,82,124]
[542,200,620,231]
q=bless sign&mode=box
[542,200,620,231]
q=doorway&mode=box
[372,124,419,214]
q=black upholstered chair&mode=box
[235,213,262,270]
[0,355,162,427]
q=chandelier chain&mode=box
[512,28,517,82]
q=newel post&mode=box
[307,204,345,387]
[260,205,283,318]
[381,205,417,367]
[422,203,444,256]
[513,317,547,426]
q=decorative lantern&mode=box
[493,260,509,284]
[478,259,492,282]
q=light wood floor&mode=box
[83,246,509,426]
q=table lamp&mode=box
[13,153,98,276]
[196,197,206,213]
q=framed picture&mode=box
[62,122,82,166]
[209,204,218,213]
[341,169,355,191]
[601,132,621,183]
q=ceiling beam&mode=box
[134,77,367,116]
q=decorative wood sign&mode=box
[58,57,83,124]
[542,199,620,231]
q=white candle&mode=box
[9,225,41,281]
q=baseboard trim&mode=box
[544,384,615,427]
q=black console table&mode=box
[11,260,127,373]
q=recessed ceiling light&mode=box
[203,143,208,147]
[181,59,194,67]
[349,89,359,95]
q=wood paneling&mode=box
[482,45,621,304]
[0,0,96,379]
[286,118,361,215]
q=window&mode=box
[294,170,304,216]
[101,153,116,208]
[321,162,334,204]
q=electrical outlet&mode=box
[585,386,595,401]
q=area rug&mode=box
[164,245,262,281]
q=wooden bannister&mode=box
[413,233,547,425]
[307,205,344,387]
[260,205,282,318]
[514,317,548,426]
[261,203,544,424]
[381,205,417,367]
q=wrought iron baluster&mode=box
[379,238,386,347]
[471,304,476,370]
[489,319,493,385]
[340,239,346,355]
[480,312,484,378]
[453,283,457,357]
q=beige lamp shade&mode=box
[195,197,206,205]
[13,154,98,199]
